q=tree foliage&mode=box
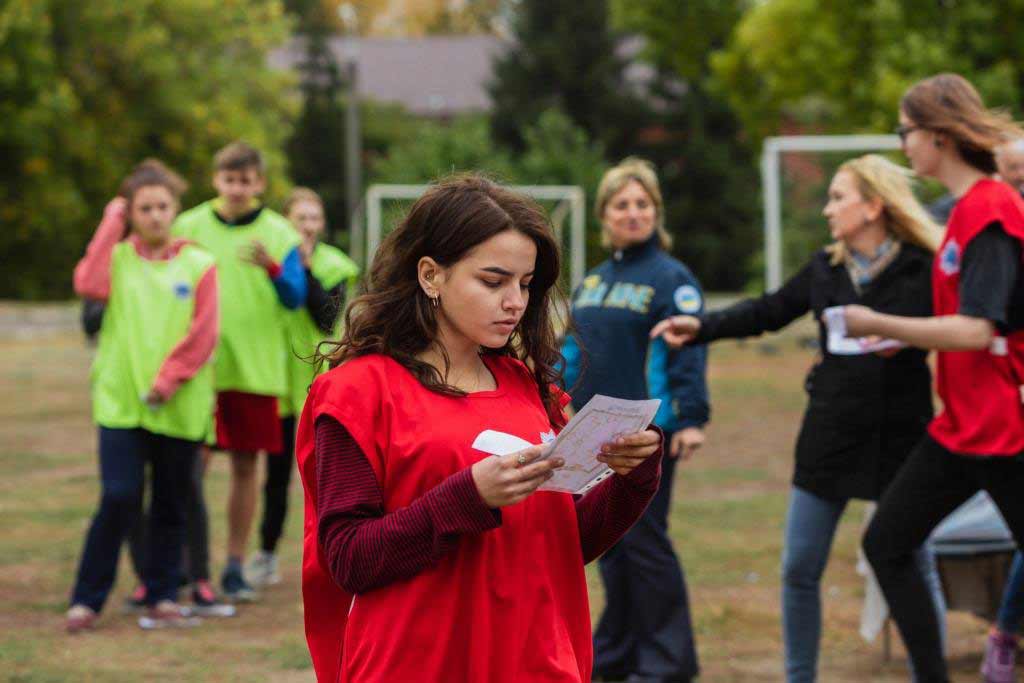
[711,0,1024,142]
[371,109,605,199]
[487,0,641,156]
[0,0,296,299]
[371,110,608,273]
[610,0,761,290]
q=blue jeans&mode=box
[782,486,946,683]
[997,551,1024,633]
[70,427,197,612]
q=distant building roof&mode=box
[270,35,508,117]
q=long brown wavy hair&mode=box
[317,174,568,423]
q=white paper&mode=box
[822,306,906,356]
[470,395,661,496]
[538,395,660,494]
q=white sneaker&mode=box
[245,551,281,588]
[138,600,201,630]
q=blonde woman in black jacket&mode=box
[651,155,944,683]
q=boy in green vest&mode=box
[247,187,359,587]
[174,142,307,601]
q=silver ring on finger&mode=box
[516,453,528,466]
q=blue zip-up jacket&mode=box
[560,235,709,432]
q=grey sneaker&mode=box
[245,551,281,588]
[221,567,258,603]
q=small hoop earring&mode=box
[431,295,439,309]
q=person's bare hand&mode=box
[842,304,878,337]
[649,315,701,348]
[143,389,165,410]
[105,197,128,219]
[670,427,704,460]
[597,429,661,476]
[471,446,564,508]
[239,240,274,269]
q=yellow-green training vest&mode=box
[92,242,216,441]
[174,201,300,396]
[280,243,360,417]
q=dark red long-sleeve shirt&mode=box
[315,414,662,594]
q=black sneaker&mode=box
[220,567,257,603]
[190,579,237,617]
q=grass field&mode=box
[0,307,994,682]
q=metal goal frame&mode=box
[364,184,588,289]
[761,134,902,291]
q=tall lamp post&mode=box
[339,3,363,266]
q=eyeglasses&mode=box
[896,124,923,142]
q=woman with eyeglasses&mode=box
[838,73,1024,683]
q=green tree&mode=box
[283,0,431,249]
[704,1,1024,281]
[611,0,761,290]
[0,0,296,299]
[283,0,349,243]
[711,0,1024,143]
[487,0,641,156]
[371,115,516,183]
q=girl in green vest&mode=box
[247,187,359,587]
[67,160,219,632]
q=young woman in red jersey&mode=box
[839,74,1024,683]
[294,175,664,683]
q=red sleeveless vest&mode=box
[296,354,590,682]
[929,179,1024,456]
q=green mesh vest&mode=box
[280,243,360,417]
[174,201,299,396]
[92,242,216,441]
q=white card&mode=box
[471,429,535,456]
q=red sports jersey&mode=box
[929,178,1024,455]
[296,353,592,683]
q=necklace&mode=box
[463,357,488,393]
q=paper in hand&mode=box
[539,395,660,494]
[822,306,906,356]
[470,394,661,496]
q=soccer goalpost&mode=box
[761,134,902,291]
[363,184,588,290]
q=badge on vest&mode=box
[990,336,1008,356]
[939,239,960,276]
[674,285,702,314]
[173,282,192,299]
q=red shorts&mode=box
[214,391,282,453]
